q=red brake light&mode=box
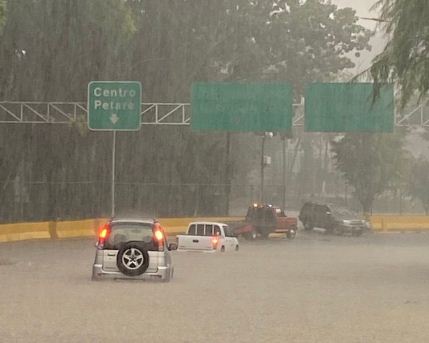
[154,230,165,251]
[154,230,164,241]
[97,223,111,249]
[212,236,219,249]
[99,228,108,239]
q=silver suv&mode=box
[92,218,176,282]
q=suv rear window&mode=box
[104,222,156,250]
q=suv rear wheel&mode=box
[303,221,313,231]
[117,242,150,276]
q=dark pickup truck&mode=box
[233,204,297,240]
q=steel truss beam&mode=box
[0,100,428,128]
[395,100,429,127]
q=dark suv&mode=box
[299,202,370,236]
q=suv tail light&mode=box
[97,223,111,249]
[212,236,219,250]
[154,230,165,251]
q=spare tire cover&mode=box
[116,242,150,276]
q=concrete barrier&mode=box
[370,215,429,232]
[5,215,429,242]
[0,221,51,243]
[159,216,244,235]
[0,216,244,242]
[55,218,104,239]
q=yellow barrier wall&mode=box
[0,221,51,243]
[370,215,429,232]
[3,215,429,243]
[0,216,244,243]
[159,216,243,235]
[55,218,103,239]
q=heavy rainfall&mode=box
[0,0,428,342]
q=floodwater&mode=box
[1,232,429,342]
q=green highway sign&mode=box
[305,83,394,133]
[87,81,141,131]
[191,82,294,132]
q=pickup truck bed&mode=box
[176,235,214,251]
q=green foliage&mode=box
[408,158,429,214]
[331,133,406,213]
[0,0,374,219]
[0,0,137,100]
[0,0,5,34]
[194,0,371,94]
[370,0,429,106]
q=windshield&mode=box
[331,208,361,220]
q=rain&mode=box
[0,0,428,342]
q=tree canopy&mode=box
[408,158,429,214]
[331,133,407,213]
[0,0,6,34]
[370,0,429,106]
[0,0,372,221]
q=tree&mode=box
[370,0,429,106]
[205,0,372,94]
[331,133,407,213]
[0,0,5,34]
[0,0,374,220]
[0,0,136,100]
[408,158,429,214]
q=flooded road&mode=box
[1,232,429,342]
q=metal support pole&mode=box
[111,131,116,218]
[282,138,287,210]
[260,135,266,203]
[224,133,231,215]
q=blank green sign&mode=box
[305,83,394,133]
[191,82,293,132]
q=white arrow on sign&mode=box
[110,113,119,124]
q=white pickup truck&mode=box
[176,222,239,252]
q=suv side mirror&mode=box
[168,242,178,251]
